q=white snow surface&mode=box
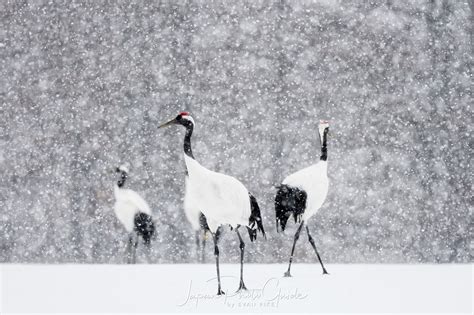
[1,264,471,313]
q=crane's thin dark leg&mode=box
[145,243,152,264]
[143,235,153,264]
[306,226,329,275]
[213,232,225,295]
[284,221,305,277]
[201,231,207,263]
[126,234,134,264]
[236,227,247,291]
[195,230,200,262]
[132,232,138,264]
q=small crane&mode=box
[275,120,330,276]
[113,165,155,263]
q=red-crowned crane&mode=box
[114,165,155,264]
[275,120,330,277]
[159,112,265,295]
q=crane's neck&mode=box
[319,128,328,161]
[184,123,194,159]
[117,171,127,188]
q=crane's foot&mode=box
[283,270,292,277]
[236,280,248,292]
[217,289,226,296]
[322,268,329,275]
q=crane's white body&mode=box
[183,176,202,231]
[282,161,328,221]
[113,185,151,233]
[184,154,251,233]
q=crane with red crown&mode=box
[159,111,265,295]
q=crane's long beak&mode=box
[158,118,177,129]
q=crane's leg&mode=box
[205,227,220,263]
[201,230,207,263]
[213,232,225,295]
[284,221,305,277]
[145,244,152,264]
[306,226,329,274]
[144,236,153,264]
[126,234,134,264]
[236,227,248,291]
[195,230,201,263]
[131,232,138,264]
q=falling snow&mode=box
[0,1,471,266]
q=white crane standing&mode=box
[113,165,155,263]
[275,120,330,277]
[159,112,265,294]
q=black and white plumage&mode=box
[113,165,155,264]
[275,120,330,277]
[160,112,265,295]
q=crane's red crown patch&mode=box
[180,111,190,116]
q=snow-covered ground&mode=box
[1,264,471,313]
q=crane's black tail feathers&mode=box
[275,184,307,232]
[248,193,266,242]
[199,212,210,231]
[134,212,155,246]
[215,226,222,241]
[199,212,222,241]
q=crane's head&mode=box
[158,112,195,129]
[115,164,129,174]
[115,164,129,187]
[318,120,329,142]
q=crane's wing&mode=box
[184,192,201,231]
[282,162,325,190]
[184,155,252,227]
[120,189,152,215]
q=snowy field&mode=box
[1,264,471,313]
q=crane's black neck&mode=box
[184,123,194,159]
[117,171,127,188]
[320,128,328,161]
